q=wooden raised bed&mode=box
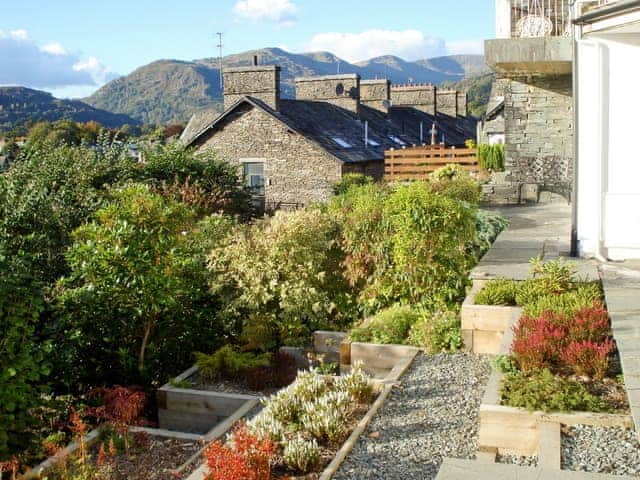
[184,346,419,480]
[475,291,634,457]
[461,280,522,355]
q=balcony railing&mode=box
[497,0,571,38]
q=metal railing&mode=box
[510,0,571,37]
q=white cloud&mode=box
[0,29,118,90]
[233,0,298,26]
[307,29,446,63]
[306,29,485,63]
[42,42,68,56]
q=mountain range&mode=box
[0,87,138,133]
[85,48,490,125]
[0,48,491,131]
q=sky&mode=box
[0,0,495,99]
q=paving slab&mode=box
[436,458,637,480]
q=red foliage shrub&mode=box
[568,304,610,343]
[561,339,614,380]
[204,422,275,480]
[0,456,19,480]
[89,386,146,432]
[511,311,568,372]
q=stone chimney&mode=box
[390,84,437,115]
[360,79,391,113]
[457,92,468,117]
[295,74,360,114]
[436,89,458,117]
[223,65,281,111]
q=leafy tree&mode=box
[0,253,51,461]
[54,185,230,388]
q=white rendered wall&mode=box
[577,34,640,260]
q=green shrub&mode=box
[407,310,461,353]
[349,306,420,345]
[522,284,603,318]
[429,164,482,205]
[473,209,509,259]
[54,185,231,389]
[477,144,505,172]
[0,255,51,461]
[209,208,357,348]
[474,279,519,306]
[195,346,270,381]
[501,369,609,413]
[333,173,374,196]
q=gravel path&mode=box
[333,353,491,480]
[562,425,640,476]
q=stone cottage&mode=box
[181,64,477,209]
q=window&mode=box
[331,137,353,148]
[388,135,406,146]
[367,139,381,147]
[243,162,265,197]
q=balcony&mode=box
[486,0,573,75]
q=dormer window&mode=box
[331,137,353,148]
[367,139,381,147]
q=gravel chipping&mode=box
[562,425,640,476]
[496,454,538,467]
[333,353,491,480]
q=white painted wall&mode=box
[496,0,512,38]
[488,133,505,145]
[576,33,640,260]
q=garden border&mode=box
[183,346,419,480]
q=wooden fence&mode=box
[384,145,480,181]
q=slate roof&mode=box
[182,96,478,164]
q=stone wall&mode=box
[223,66,281,111]
[360,79,390,113]
[436,90,458,117]
[390,84,436,115]
[457,92,468,117]
[503,75,573,196]
[195,104,346,206]
[295,75,360,114]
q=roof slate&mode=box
[182,96,478,163]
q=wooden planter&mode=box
[461,280,522,354]
[479,368,634,456]
[157,365,260,435]
[184,348,419,480]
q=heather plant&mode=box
[501,369,609,413]
[561,339,614,380]
[282,436,320,473]
[511,311,569,372]
[474,279,520,306]
[521,284,603,318]
[333,362,373,403]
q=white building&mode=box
[574,1,640,260]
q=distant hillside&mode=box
[441,73,495,118]
[0,87,137,132]
[86,48,489,125]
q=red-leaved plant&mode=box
[0,456,19,480]
[204,422,275,480]
[89,386,146,453]
[561,339,614,380]
[511,311,568,372]
[568,304,610,343]
[511,302,614,378]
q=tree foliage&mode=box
[53,185,231,388]
[0,254,51,461]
